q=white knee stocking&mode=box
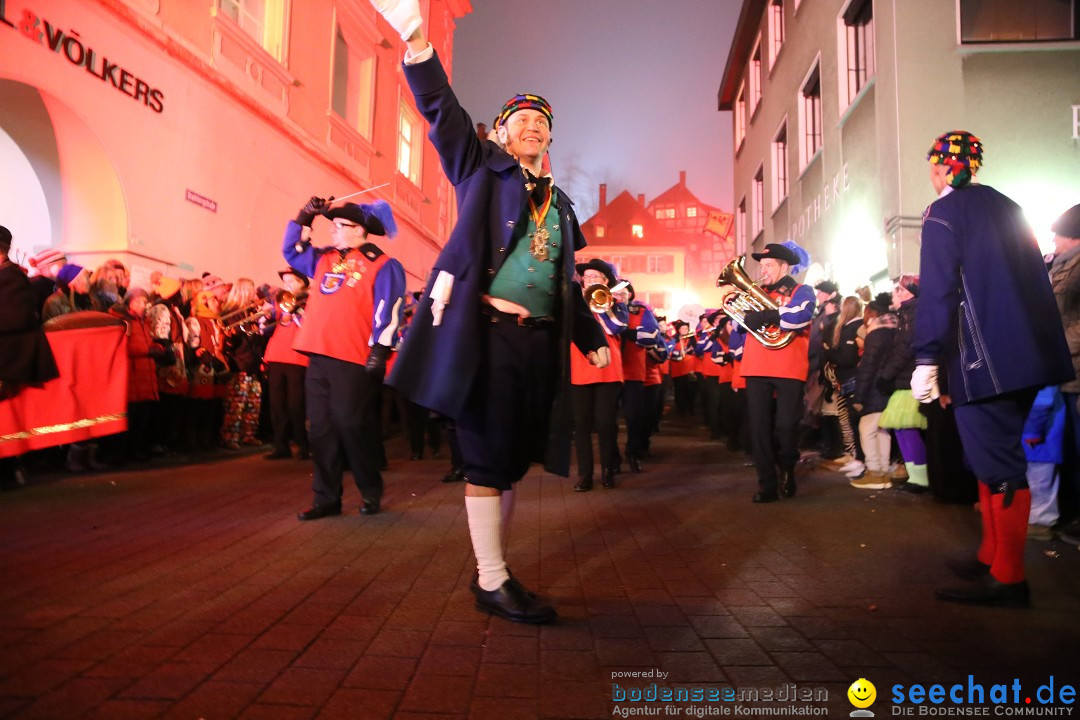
[466,495,509,591]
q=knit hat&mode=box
[575,258,617,287]
[56,263,85,289]
[814,280,839,296]
[927,130,983,188]
[895,273,920,297]
[867,291,893,314]
[495,93,553,130]
[29,248,66,269]
[201,275,226,292]
[1051,203,1080,239]
[325,200,398,238]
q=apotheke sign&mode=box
[0,0,166,113]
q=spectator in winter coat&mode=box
[851,293,898,488]
[1023,385,1066,541]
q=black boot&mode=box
[602,467,616,488]
[574,473,593,492]
[779,466,796,498]
[935,577,1030,608]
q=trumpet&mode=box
[278,290,307,314]
[715,256,794,349]
[584,283,613,313]
[219,299,262,323]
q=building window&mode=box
[686,206,698,218]
[960,0,1078,42]
[752,166,764,238]
[646,255,675,273]
[656,207,676,220]
[735,84,747,150]
[749,36,763,115]
[332,27,376,140]
[631,224,645,239]
[736,197,747,254]
[219,0,288,62]
[841,0,875,108]
[772,120,788,207]
[595,225,606,238]
[799,60,822,169]
[768,0,785,69]
[398,99,422,185]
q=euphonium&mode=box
[584,283,613,313]
[715,256,794,349]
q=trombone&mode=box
[583,280,629,314]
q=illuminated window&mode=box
[631,224,644,238]
[749,36,763,115]
[220,0,288,62]
[800,60,822,168]
[772,120,788,207]
[960,0,1077,41]
[332,27,376,140]
[686,206,698,218]
[768,0,785,68]
[398,99,422,185]
[735,84,747,151]
[840,0,875,108]
[752,166,764,238]
[595,225,606,238]
[737,197,747,254]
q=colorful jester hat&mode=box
[495,93,553,130]
[927,130,983,189]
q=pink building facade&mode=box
[0,0,470,291]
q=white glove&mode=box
[429,270,453,327]
[369,0,422,41]
[587,346,611,369]
[910,364,940,403]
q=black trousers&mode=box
[623,380,647,458]
[269,362,307,454]
[700,375,721,438]
[745,376,805,494]
[306,354,383,508]
[572,381,621,477]
[672,374,696,416]
[456,319,557,491]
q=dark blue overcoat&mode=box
[387,50,604,477]
[913,184,1073,405]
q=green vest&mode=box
[487,193,562,318]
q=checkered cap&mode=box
[927,130,983,188]
[496,93,553,130]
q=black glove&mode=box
[743,308,779,329]
[876,376,895,395]
[295,195,332,226]
[366,344,391,381]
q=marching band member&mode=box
[726,244,816,503]
[377,3,608,625]
[284,198,406,520]
[263,269,310,461]
[619,281,663,473]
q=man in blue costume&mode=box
[371,0,609,624]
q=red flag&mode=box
[703,211,733,238]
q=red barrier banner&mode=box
[0,325,128,458]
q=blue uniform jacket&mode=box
[913,185,1073,405]
[386,51,604,476]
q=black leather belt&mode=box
[480,304,555,328]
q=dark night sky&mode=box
[449,0,743,220]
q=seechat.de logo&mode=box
[849,678,878,717]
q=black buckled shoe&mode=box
[297,503,341,521]
[360,499,381,516]
[473,578,556,624]
[752,492,779,504]
[442,467,465,483]
[601,467,616,489]
[470,571,537,600]
[948,558,991,582]
[574,474,593,492]
[628,455,644,473]
[779,468,796,498]
[935,577,1030,608]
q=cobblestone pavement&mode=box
[1,417,1078,719]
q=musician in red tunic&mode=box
[283,199,406,519]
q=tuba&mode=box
[715,256,794,349]
[583,283,613,313]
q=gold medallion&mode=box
[531,226,550,261]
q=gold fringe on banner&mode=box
[0,413,127,444]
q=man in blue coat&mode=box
[912,130,1073,607]
[372,0,608,624]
